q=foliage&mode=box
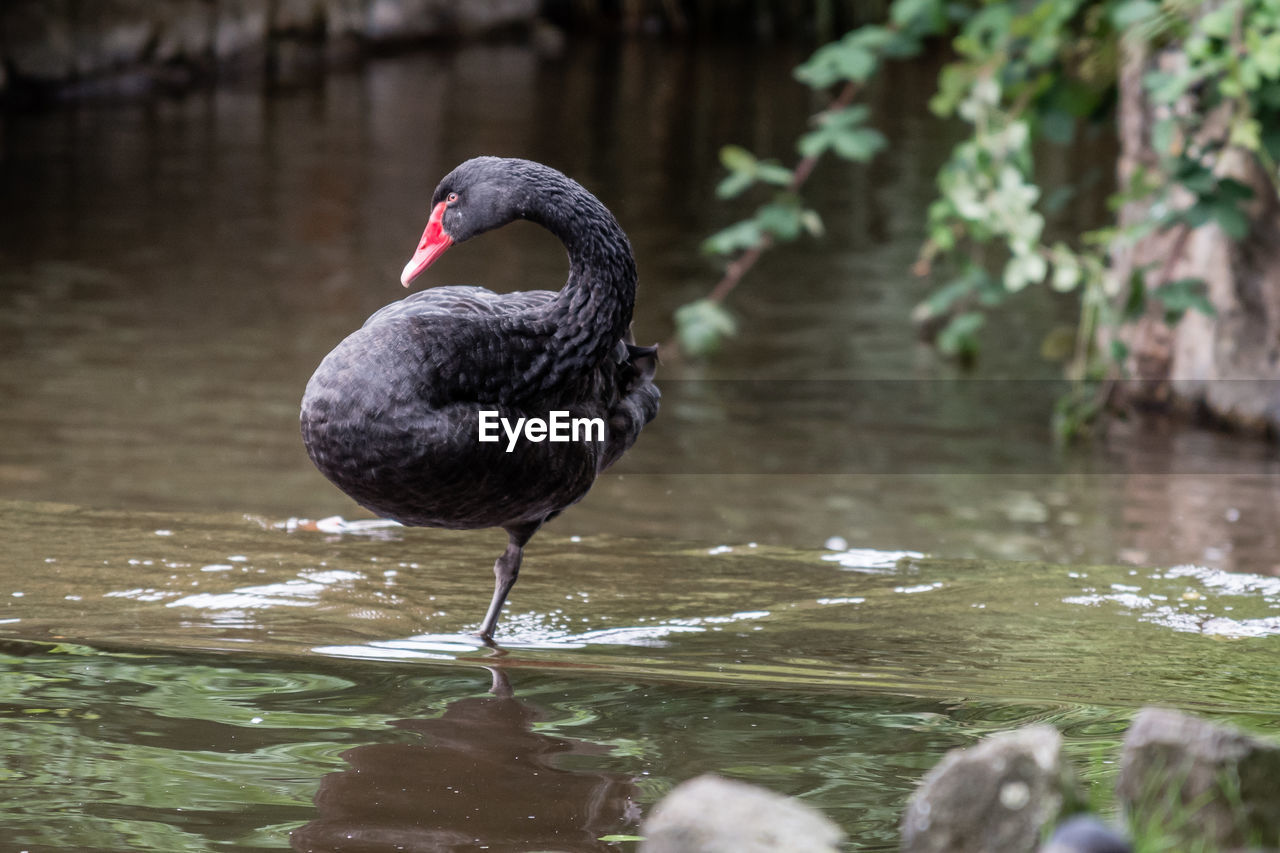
[683,0,1280,437]
[674,298,739,356]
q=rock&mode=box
[1,0,541,100]
[1040,815,1132,853]
[639,774,843,853]
[901,725,1079,853]
[1117,707,1280,849]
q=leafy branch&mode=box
[677,0,1280,438]
[672,13,940,356]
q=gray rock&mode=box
[1040,815,1132,853]
[901,725,1079,853]
[639,774,843,853]
[1,0,541,98]
[1118,707,1280,849]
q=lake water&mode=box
[1,37,1278,852]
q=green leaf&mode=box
[1229,117,1263,152]
[1110,338,1130,366]
[798,106,885,162]
[1248,32,1280,79]
[931,64,973,117]
[888,0,946,44]
[755,200,805,241]
[795,40,877,88]
[1179,194,1252,240]
[1155,277,1216,323]
[1263,120,1280,165]
[837,127,887,161]
[958,5,1015,55]
[1144,69,1198,104]
[715,146,793,198]
[1198,3,1237,39]
[719,145,757,173]
[1122,268,1148,321]
[702,219,764,255]
[716,171,754,199]
[799,209,825,237]
[843,24,897,54]
[756,163,795,186]
[598,835,646,843]
[1173,158,1216,194]
[1165,168,1255,240]
[675,299,737,358]
[937,311,985,359]
[919,267,986,318]
[1110,0,1160,29]
[1214,177,1255,203]
[1209,202,1250,239]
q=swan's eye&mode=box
[447,192,459,203]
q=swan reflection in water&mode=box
[291,669,640,852]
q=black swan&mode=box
[300,157,659,641]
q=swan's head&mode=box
[400,157,546,288]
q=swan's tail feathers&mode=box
[600,342,660,473]
[626,343,659,382]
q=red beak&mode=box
[400,201,453,287]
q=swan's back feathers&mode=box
[362,286,556,328]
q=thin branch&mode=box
[703,78,862,310]
[665,79,867,357]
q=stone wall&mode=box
[0,0,540,102]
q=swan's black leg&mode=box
[476,521,541,643]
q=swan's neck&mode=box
[526,181,637,387]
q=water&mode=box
[3,503,1278,851]
[1,37,1279,852]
